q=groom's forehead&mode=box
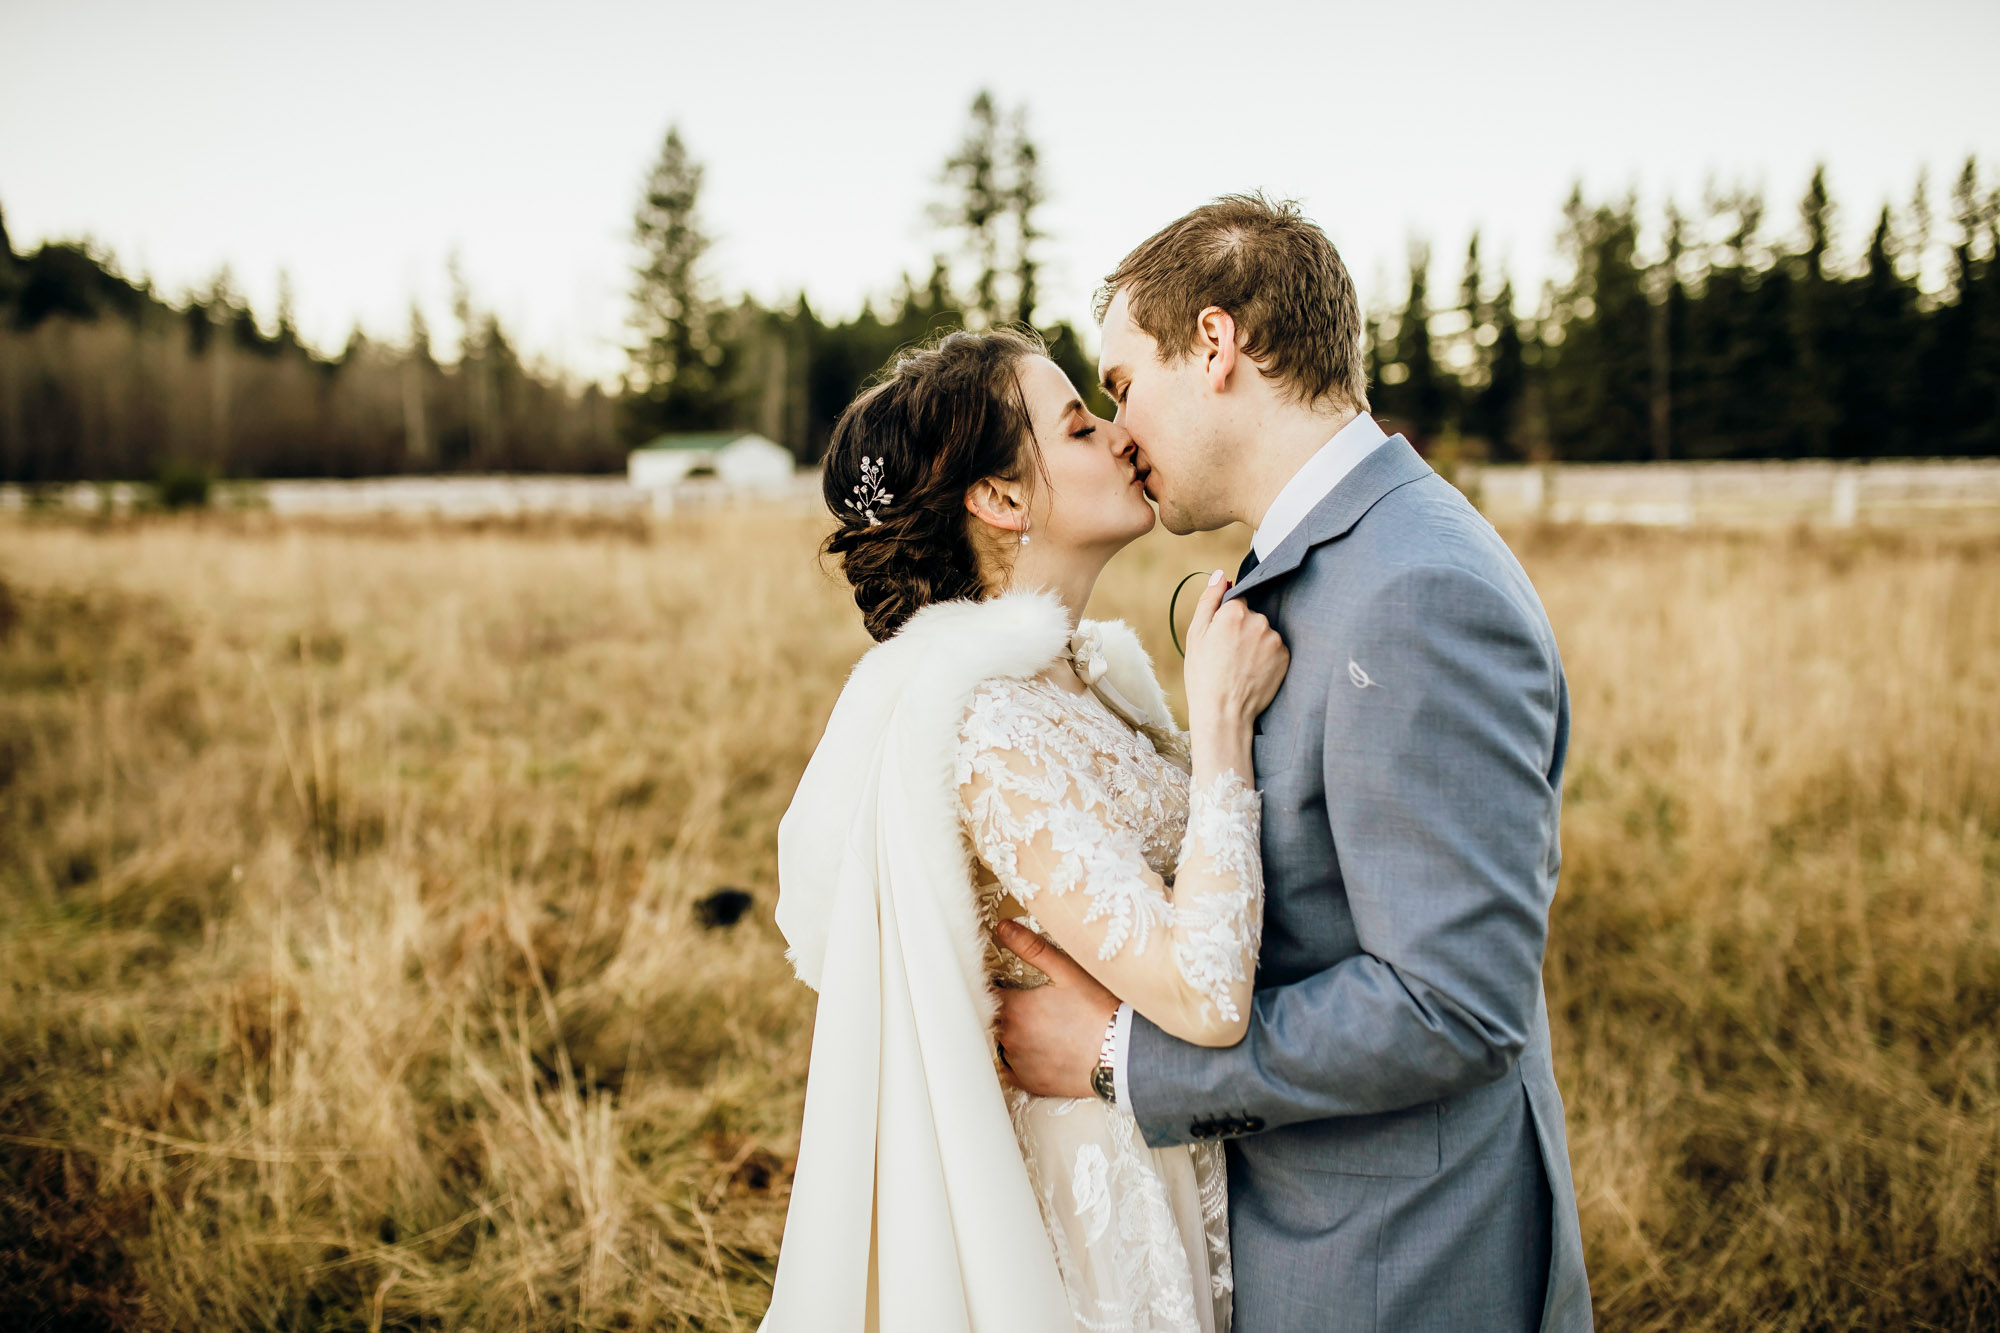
[1097,291,1143,379]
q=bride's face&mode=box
[1013,355,1155,551]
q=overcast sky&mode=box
[3,0,1994,383]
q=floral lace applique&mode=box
[957,678,1186,962]
[1171,770,1265,1026]
[961,673,1248,1333]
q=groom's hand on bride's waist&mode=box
[992,921,1118,1100]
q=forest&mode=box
[0,93,1994,487]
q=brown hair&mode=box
[1095,192,1369,411]
[821,327,1045,642]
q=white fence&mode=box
[1,472,824,519]
[7,461,1999,528]
[1462,458,2000,528]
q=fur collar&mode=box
[775,588,1179,995]
[884,589,1177,730]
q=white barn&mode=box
[627,432,796,490]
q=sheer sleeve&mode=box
[955,680,1265,1047]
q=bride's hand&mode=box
[1183,569,1289,736]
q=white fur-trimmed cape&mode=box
[761,590,1177,1333]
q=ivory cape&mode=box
[763,590,1179,1333]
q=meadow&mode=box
[1,510,1995,1331]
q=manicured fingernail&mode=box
[1208,569,1224,586]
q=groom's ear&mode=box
[1195,305,1240,394]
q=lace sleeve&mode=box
[1171,770,1264,1026]
[955,680,1265,1046]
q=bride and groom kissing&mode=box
[761,194,1592,1333]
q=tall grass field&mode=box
[1,512,1995,1331]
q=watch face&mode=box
[1091,1064,1116,1102]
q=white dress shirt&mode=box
[1108,412,1389,1107]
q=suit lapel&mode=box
[1225,435,1433,602]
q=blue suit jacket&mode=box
[1128,437,1592,1332]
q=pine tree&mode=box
[1397,242,1445,439]
[1838,204,1918,455]
[403,301,434,467]
[936,92,1047,330]
[1485,278,1528,460]
[0,199,18,311]
[1936,157,1998,452]
[1007,107,1045,328]
[939,93,1006,326]
[627,126,726,435]
[1786,167,1839,456]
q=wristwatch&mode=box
[1090,1009,1119,1105]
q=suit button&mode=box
[1243,1116,1265,1133]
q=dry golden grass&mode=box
[0,511,1995,1331]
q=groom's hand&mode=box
[992,920,1118,1099]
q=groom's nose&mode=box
[1104,418,1136,460]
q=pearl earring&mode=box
[1019,514,1031,546]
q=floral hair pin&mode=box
[845,455,894,526]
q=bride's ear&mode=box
[965,478,1028,534]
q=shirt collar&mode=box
[1249,412,1390,561]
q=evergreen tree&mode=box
[1007,107,1045,328]
[403,301,435,467]
[1785,167,1839,456]
[1390,242,1445,439]
[626,126,727,436]
[1931,157,1998,453]
[1543,193,1650,459]
[939,92,1006,325]
[0,199,18,312]
[1838,205,1918,455]
[1484,278,1528,460]
[936,92,1048,330]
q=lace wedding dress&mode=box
[954,658,1265,1333]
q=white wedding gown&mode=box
[953,671,1263,1333]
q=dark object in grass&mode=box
[694,887,754,929]
[156,460,211,510]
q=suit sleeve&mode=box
[1124,563,1563,1146]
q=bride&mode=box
[762,327,1287,1333]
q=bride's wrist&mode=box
[1190,722,1254,783]
[1189,697,1255,739]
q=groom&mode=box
[993,194,1592,1331]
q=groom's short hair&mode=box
[1096,193,1369,412]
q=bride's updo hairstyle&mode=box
[822,327,1045,642]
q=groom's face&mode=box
[1097,289,1234,535]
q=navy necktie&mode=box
[1237,547,1260,582]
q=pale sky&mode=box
[3,0,1994,384]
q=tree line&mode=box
[1371,162,1999,460]
[0,98,1994,487]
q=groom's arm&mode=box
[1125,562,1563,1148]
